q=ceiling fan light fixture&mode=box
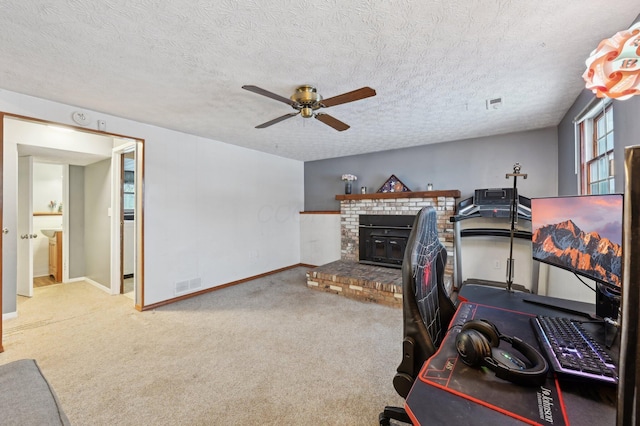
[242,84,376,130]
[300,107,314,118]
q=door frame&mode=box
[110,141,139,302]
[0,112,146,353]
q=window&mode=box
[124,170,135,210]
[123,155,135,220]
[576,100,614,194]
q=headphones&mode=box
[455,319,548,387]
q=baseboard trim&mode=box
[82,277,111,293]
[141,264,308,311]
[2,311,18,321]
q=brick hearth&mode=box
[306,260,403,308]
[306,190,460,307]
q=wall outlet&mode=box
[493,260,501,269]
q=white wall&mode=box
[84,159,111,288]
[32,163,64,277]
[2,88,304,313]
[300,213,341,266]
[457,217,534,291]
[33,162,63,212]
[541,266,598,304]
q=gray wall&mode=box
[305,127,559,211]
[557,90,640,194]
[615,95,640,165]
[557,13,640,194]
[84,159,111,287]
[68,165,85,279]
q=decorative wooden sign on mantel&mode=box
[335,189,461,201]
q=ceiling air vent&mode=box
[486,97,503,110]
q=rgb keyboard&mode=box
[530,315,617,385]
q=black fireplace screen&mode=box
[359,214,415,268]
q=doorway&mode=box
[112,142,138,299]
[1,114,145,323]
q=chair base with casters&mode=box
[379,406,412,425]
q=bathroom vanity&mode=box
[42,229,62,282]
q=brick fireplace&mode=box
[307,190,460,307]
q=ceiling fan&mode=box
[241,84,376,131]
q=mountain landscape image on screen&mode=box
[532,219,622,287]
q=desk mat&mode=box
[408,302,568,425]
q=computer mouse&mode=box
[491,347,528,370]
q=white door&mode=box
[17,156,34,297]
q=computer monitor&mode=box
[530,194,623,320]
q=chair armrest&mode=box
[393,337,416,398]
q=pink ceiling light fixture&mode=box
[583,22,640,100]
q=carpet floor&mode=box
[1,267,405,425]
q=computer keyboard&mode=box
[530,315,618,385]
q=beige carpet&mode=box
[1,267,405,425]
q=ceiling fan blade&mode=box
[315,113,350,131]
[255,112,299,128]
[242,85,296,106]
[320,87,376,108]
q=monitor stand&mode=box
[521,297,598,320]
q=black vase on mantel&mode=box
[345,182,352,194]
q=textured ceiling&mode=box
[0,1,638,161]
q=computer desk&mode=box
[405,284,618,425]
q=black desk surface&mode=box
[458,284,597,317]
[405,284,618,425]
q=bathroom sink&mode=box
[41,229,62,238]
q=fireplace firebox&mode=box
[359,215,415,268]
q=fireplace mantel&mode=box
[336,189,460,201]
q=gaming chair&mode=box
[379,206,457,425]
